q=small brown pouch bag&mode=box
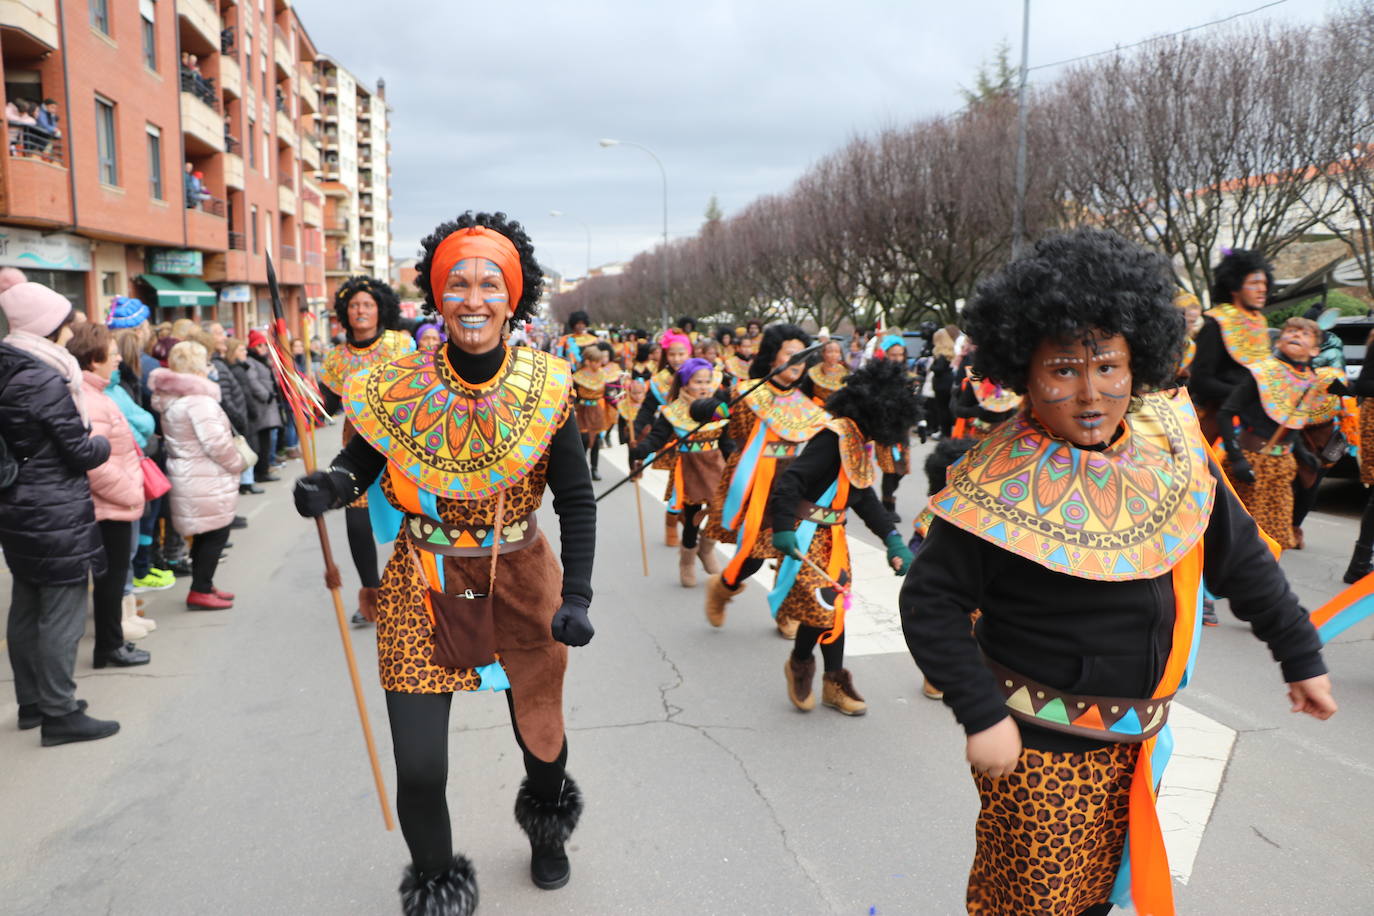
[416,492,504,670]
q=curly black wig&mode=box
[415,212,544,323]
[749,323,811,379]
[925,437,977,496]
[824,359,923,446]
[333,275,402,336]
[960,228,1185,395]
[567,310,590,332]
[1209,248,1272,307]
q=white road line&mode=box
[599,446,1231,883]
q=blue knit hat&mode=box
[107,296,150,329]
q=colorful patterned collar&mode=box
[571,367,607,394]
[808,363,850,391]
[741,381,829,443]
[345,346,571,501]
[1249,357,1343,427]
[1208,303,1271,366]
[662,397,728,437]
[930,393,1215,582]
[827,416,873,489]
[320,329,414,394]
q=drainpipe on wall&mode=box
[54,0,95,317]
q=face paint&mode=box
[683,368,714,399]
[1237,271,1268,310]
[772,338,807,387]
[1025,332,1133,448]
[347,290,379,338]
[441,258,509,355]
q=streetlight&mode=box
[599,138,669,332]
[549,209,592,278]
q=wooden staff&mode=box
[265,257,395,832]
[626,419,649,576]
[1263,380,1317,452]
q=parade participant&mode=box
[617,376,648,446]
[1189,248,1273,441]
[677,315,698,343]
[800,338,850,405]
[553,310,597,363]
[1343,326,1374,582]
[634,330,694,545]
[597,341,624,428]
[293,212,596,915]
[319,276,416,627]
[717,327,736,361]
[900,228,1334,916]
[414,322,445,352]
[702,324,827,637]
[1218,316,1344,551]
[1173,290,1203,381]
[571,342,611,480]
[628,357,734,586]
[952,364,1023,442]
[871,336,917,520]
[769,360,917,715]
[629,341,655,379]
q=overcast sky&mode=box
[292,0,1332,280]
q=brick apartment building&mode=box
[0,0,388,340]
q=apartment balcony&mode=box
[298,75,318,113]
[325,253,351,274]
[180,90,225,154]
[275,109,296,148]
[277,249,303,285]
[300,136,320,169]
[301,197,322,227]
[187,197,228,251]
[0,135,71,228]
[220,53,241,98]
[177,0,222,52]
[324,212,348,236]
[273,26,292,76]
[321,104,337,122]
[223,152,244,190]
[1,0,59,51]
[277,182,296,216]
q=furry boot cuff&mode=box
[399,854,478,916]
[514,774,583,848]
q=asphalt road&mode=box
[2,425,1372,915]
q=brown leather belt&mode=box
[983,656,1173,744]
[406,511,538,557]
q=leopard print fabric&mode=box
[1225,449,1297,550]
[774,526,839,628]
[1361,403,1374,485]
[702,405,760,545]
[874,439,909,475]
[967,743,1136,915]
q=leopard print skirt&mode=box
[968,743,1136,915]
[1360,403,1374,485]
[1226,449,1297,550]
[773,527,840,628]
[875,440,909,475]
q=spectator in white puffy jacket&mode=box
[147,341,248,610]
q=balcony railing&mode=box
[304,250,323,267]
[187,194,225,216]
[221,27,235,54]
[180,69,220,111]
[225,133,241,155]
[6,123,65,166]
[278,174,294,190]
[228,231,246,250]
[280,244,297,262]
[300,187,321,205]
[328,254,350,271]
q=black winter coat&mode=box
[0,343,111,585]
[211,355,250,436]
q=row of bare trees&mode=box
[549,3,1374,332]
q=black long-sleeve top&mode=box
[628,412,736,463]
[953,382,1016,425]
[325,343,596,606]
[899,459,1325,752]
[1356,348,1374,399]
[769,430,898,541]
[1188,316,1254,406]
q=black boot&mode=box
[40,709,120,747]
[514,774,583,890]
[1345,541,1373,585]
[399,854,478,916]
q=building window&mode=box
[247,122,256,168]
[89,0,110,35]
[261,52,268,95]
[101,272,119,296]
[146,125,163,200]
[95,96,118,186]
[140,0,156,70]
[251,205,259,253]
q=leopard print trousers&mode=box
[1226,449,1297,550]
[967,743,1136,915]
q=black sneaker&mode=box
[18,699,86,730]
[350,610,372,628]
[40,709,120,746]
[230,515,248,530]
[256,473,281,483]
[239,484,264,495]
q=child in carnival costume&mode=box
[633,329,696,546]
[900,228,1335,916]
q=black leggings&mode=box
[881,471,903,506]
[722,556,765,589]
[385,690,568,876]
[189,524,230,594]
[344,507,380,590]
[1291,469,1326,529]
[680,503,703,549]
[1358,486,1374,547]
[93,520,133,656]
[792,624,845,672]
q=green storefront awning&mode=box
[139,274,217,308]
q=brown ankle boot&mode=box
[785,655,816,711]
[704,574,742,627]
[678,547,698,587]
[664,512,680,547]
[922,677,944,700]
[822,669,867,716]
[696,537,722,575]
[776,615,799,639]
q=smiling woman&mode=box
[293,211,597,915]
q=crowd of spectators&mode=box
[6,97,62,159]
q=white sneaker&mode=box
[123,617,150,640]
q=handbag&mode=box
[136,443,171,501]
[417,491,505,670]
[1319,428,1349,465]
[232,434,257,469]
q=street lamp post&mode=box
[1010,0,1032,259]
[549,210,592,278]
[599,138,669,332]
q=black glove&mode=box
[1228,455,1256,485]
[551,598,594,647]
[689,397,727,424]
[294,470,343,517]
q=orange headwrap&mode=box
[429,226,523,314]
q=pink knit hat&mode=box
[0,281,73,337]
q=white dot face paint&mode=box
[441,258,510,355]
[1025,332,1133,448]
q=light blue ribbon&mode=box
[767,480,838,619]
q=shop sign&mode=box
[219,284,252,303]
[148,249,204,275]
[0,227,92,271]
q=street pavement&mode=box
[3,423,1373,915]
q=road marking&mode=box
[600,446,1230,883]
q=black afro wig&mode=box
[960,228,1185,395]
[1209,248,1272,307]
[749,323,811,380]
[415,211,544,323]
[567,310,590,332]
[825,359,922,447]
[333,275,402,337]
[925,437,977,496]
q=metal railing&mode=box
[6,124,65,165]
[278,175,295,190]
[275,92,287,114]
[280,244,297,262]
[228,231,246,250]
[221,27,236,55]
[328,254,350,271]
[225,133,241,155]
[300,187,321,205]
[304,250,323,267]
[187,194,225,216]
[180,70,219,110]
